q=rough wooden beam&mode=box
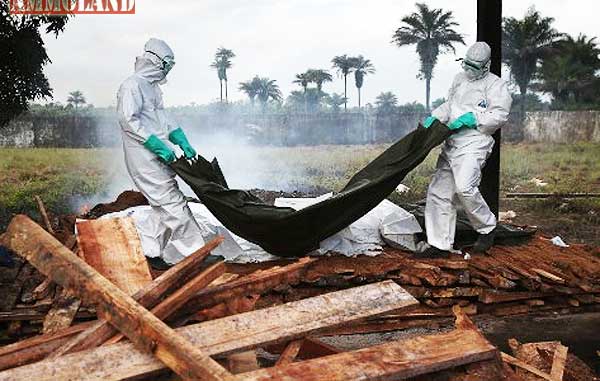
[177,258,314,316]
[0,247,302,371]
[501,352,556,381]
[76,217,152,296]
[104,261,226,345]
[41,288,81,335]
[0,281,416,381]
[550,344,568,381]
[275,340,303,366]
[235,310,497,381]
[1,215,231,381]
[51,235,224,357]
[0,321,93,371]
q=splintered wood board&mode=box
[236,326,497,380]
[0,281,418,381]
[77,217,152,295]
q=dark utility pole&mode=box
[477,0,502,216]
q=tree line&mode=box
[2,2,600,126]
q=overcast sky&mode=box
[41,0,600,108]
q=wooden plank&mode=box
[0,281,417,381]
[104,261,226,345]
[501,353,556,381]
[1,215,231,381]
[532,269,566,285]
[76,218,152,296]
[41,288,81,335]
[0,321,94,371]
[172,258,315,320]
[235,315,497,380]
[275,340,303,366]
[549,345,568,381]
[41,247,85,335]
[51,236,224,357]
[0,246,298,371]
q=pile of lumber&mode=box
[217,236,600,335]
[0,214,527,380]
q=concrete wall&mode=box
[1,110,598,147]
[523,111,600,143]
[0,111,427,147]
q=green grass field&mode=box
[1,143,599,244]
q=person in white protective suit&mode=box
[416,41,512,259]
[117,38,205,269]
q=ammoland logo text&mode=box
[10,0,135,14]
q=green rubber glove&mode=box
[168,127,197,159]
[143,135,176,163]
[423,116,437,129]
[448,112,477,131]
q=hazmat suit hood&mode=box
[461,41,491,81]
[134,38,175,84]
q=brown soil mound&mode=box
[85,191,149,219]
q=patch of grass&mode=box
[2,143,599,244]
[0,148,112,228]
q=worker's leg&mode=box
[155,198,205,264]
[450,150,496,235]
[126,150,205,264]
[425,154,458,251]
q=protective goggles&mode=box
[460,58,489,72]
[146,50,176,74]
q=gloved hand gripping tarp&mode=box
[170,120,532,257]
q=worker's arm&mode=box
[475,78,512,135]
[431,74,461,124]
[117,83,150,143]
[118,83,175,163]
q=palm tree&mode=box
[331,55,356,110]
[293,73,310,93]
[392,3,464,112]
[239,76,261,106]
[353,55,375,108]
[67,90,86,109]
[306,69,333,91]
[255,77,282,111]
[325,93,347,113]
[537,34,600,106]
[211,47,236,102]
[375,91,398,114]
[502,7,561,115]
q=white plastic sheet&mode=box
[97,195,422,263]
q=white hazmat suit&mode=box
[425,42,512,251]
[116,38,205,264]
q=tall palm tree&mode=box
[211,47,236,102]
[239,76,261,106]
[256,77,282,111]
[331,55,355,110]
[293,72,311,112]
[67,90,86,109]
[392,3,464,112]
[502,7,561,115]
[306,69,333,91]
[353,55,375,108]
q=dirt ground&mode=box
[503,198,600,247]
